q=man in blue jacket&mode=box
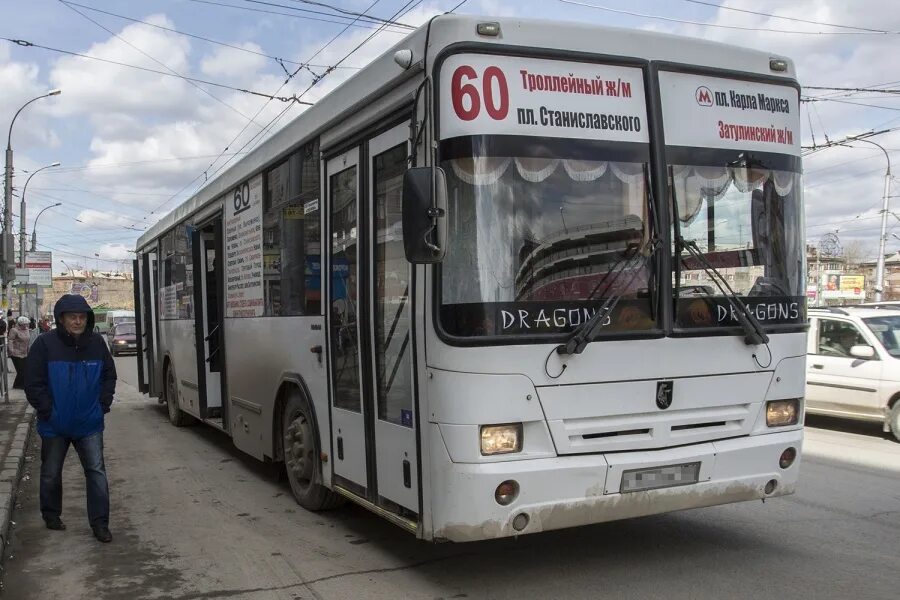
[25,294,117,543]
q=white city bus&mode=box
[133,15,806,542]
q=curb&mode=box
[0,405,35,554]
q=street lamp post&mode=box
[850,140,893,301]
[3,88,61,308]
[31,202,62,252]
[18,162,60,313]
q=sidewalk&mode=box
[0,380,35,556]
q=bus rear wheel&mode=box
[282,392,343,511]
[165,366,195,427]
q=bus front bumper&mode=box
[430,429,801,542]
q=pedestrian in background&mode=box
[25,294,117,543]
[8,316,30,389]
[6,309,15,334]
[28,317,39,350]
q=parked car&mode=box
[807,307,900,441]
[107,322,137,356]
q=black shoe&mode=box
[92,526,112,543]
[44,517,66,531]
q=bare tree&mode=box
[841,240,872,270]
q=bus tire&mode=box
[889,402,900,443]
[282,391,343,511]
[165,365,196,427]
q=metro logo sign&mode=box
[695,86,713,106]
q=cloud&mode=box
[201,42,267,81]
[47,14,196,120]
[97,243,132,260]
[0,47,59,151]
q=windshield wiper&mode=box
[677,237,769,346]
[557,237,659,355]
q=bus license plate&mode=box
[620,462,701,493]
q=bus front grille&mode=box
[549,404,754,454]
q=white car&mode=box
[807,307,900,441]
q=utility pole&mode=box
[806,130,892,301]
[4,89,61,312]
[849,139,893,301]
[19,163,59,313]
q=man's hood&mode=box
[53,294,95,333]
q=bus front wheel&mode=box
[282,391,343,511]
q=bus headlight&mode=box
[480,423,522,455]
[766,399,800,427]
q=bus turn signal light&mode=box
[481,423,522,455]
[766,399,800,427]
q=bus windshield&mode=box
[440,136,655,338]
[670,156,805,329]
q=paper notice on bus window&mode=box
[439,54,648,143]
[225,174,264,318]
[658,71,800,156]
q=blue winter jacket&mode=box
[25,294,117,439]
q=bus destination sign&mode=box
[439,54,649,143]
[225,174,265,318]
[658,71,801,156]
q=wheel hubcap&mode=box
[285,415,313,486]
[167,374,177,417]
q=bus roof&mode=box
[136,14,797,251]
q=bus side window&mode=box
[263,138,321,316]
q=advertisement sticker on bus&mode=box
[225,174,264,318]
[439,54,648,142]
[658,71,800,156]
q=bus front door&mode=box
[367,123,417,516]
[326,122,418,519]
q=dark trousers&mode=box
[39,432,110,528]
[10,356,25,389]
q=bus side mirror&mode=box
[402,166,448,264]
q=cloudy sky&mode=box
[2,0,899,272]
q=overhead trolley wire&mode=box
[802,96,900,112]
[138,0,392,223]
[242,0,415,29]
[188,0,408,34]
[679,0,892,34]
[58,0,267,127]
[0,37,314,105]
[558,0,900,35]
[136,0,455,225]
[239,0,434,149]
[60,1,368,69]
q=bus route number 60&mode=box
[451,65,510,122]
[233,181,251,215]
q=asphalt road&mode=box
[2,356,898,600]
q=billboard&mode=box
[821,273,865,300]
[25,251,52,287]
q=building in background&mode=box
[805,245,869,306]
[860,252,900,301]
[41,269,134,320]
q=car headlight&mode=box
[116,340,127,344]
[766,399,800,427]
[480,423,522,455]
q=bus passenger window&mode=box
[263,139,321,316]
